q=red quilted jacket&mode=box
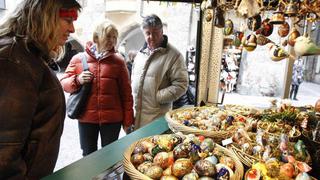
[60,42,134,126]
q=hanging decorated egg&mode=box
[266,43,289,61]
[270,11,285,24]
[224,19,234,36]
[247,14,262,31]
[256,34,272,46]
[242,34,257,52]
[256,18,273,37]
[288,28,301,46]
[278,22,290,37]
[294,35,320,56]
[205,10,213,22]
[233,31,244,47]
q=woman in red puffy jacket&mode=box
[60,21,134,156]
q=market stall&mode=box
[43,0,320,179]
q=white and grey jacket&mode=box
[131,35,188,129]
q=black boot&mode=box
[293,85,299,100]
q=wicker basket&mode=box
[165,107,236,143]
[257,121,301,142]
[229,144,260,167]
[123,136,244,180]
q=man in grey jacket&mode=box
[131,14,188,129]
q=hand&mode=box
[77,70,94,85]
[123,125,134,134]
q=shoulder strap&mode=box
[81,53,89,71]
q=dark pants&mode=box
[78,122,121,156]
[290,84,299,100]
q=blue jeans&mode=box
[78,122,121,156]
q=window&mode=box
[0,0,5,10]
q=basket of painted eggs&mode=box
[223,104,262,117]
[244,160,316,180]
[123,133,244,180]
[165,106,249,143]
[229,128,312,167]
[257,121,301,142]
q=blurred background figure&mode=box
[290,57,304,100]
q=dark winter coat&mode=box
[0,35,66,179]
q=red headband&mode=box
[59,8,78,20]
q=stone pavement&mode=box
[54,81,320,172]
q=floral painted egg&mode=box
[173,143,191,159]
[233,31,244,47]
[137,161,152,174]
[194,160,217,177]
[131,153,145,167]
[200,138,215,153]
[160,175,179,180]
[163,165,172,176]
[219,156,235,170]
[256,18,273,37]
[143,153,153,162]
[182,172,199,180]
[245,168,261,180]
[216,167,230,180]
[171,158,193,177]
[205,155,218,165]
[216,163,234,178]
[139,140,155,154]
[153,151,172,169]
[133,144,147,154]
[144,165,163,179]
[278,22,290,37]
[279,163,295,178]
[265,158,280,178]
[224,19,234,36]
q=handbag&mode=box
[66,53,92,119]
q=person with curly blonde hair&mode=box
[0,0,81,179]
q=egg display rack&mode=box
[122,134,244,180]
[165,106,237,143]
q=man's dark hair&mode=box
[142,14,163,29]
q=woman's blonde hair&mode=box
[0,0,81,57]
[93,21,118,43]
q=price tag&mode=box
[222,137,233,146]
